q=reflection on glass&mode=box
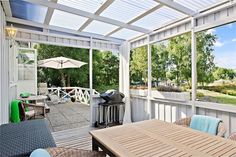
[18,50,35,80]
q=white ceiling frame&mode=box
[22,0,150,34]
[14,28,120,51]
[44,0,58,25]
[106,4,164,37]
[130,0,236,49]
[1,0,12,17]
[6,17,124,43]
[78,0,114,32]
[154,0,196,16]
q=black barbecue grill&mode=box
[100,90,125,103]
[96,90,125,127]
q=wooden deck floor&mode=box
[52,126,97,150]
[46,102,90,132]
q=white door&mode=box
[17,48,37,96]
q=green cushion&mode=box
[10,100,21,123]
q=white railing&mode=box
[131,95,236,137]
[48,87,99,105]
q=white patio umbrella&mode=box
[38,56,87,69]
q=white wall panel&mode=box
[0,4,10,124]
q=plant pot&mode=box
[71,97,76,102]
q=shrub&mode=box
[197,92,204,98]
[199,83,236,96]
[156,85,182,92]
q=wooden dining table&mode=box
[90,119,236,157]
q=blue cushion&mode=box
[30,149,51,157]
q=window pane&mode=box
[10,0,47,23]
[111,28,144,40]
[84,21,118,35]
[130,46,148,96]
[50,10,88,30]
[18,49,36,80]
[57,0,107,14]
[101,0,158,23]
[151,35,191,101]
[196,22,236,105]
[93,50,119,93]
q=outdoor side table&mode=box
[0,119,56,157]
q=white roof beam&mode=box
[154,0,196,16]
[22,0,150,33]
[6,17,124,43]
[78,0,114,32]
[106,4,163,37]
[1,0,12,17]
[44,0,58,25]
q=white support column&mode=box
[191,17,197,114]
[119,41,132,123]
[147,35,152,119]
[89,37,93,126]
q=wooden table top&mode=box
[90,119,236,157]
[17,95,47,101]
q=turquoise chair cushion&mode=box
[30,149,51,157]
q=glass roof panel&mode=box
[10,0,47,23]
[174,0,225,12]
[111,28,144,40]
[132,6,187,30]
[50,10,88,30]
[83,21,119,35]
[57,0,107,13]
[101,0,159,23]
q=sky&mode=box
[207,22,236,69]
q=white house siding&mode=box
[0,4,10,125]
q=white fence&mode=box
[131,95,236,137]
[48,87,99,105]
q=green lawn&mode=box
[197,89,236,105]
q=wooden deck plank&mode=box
[52,126,95,150]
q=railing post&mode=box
[75,87,78,101]
[191,17,197,114]
[57,87,60,98]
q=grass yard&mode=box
[197,89,236,105]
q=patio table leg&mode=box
[92,137,99,151]
[92,137,116,156]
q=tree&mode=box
[93,51,119,91]
[130,46,148,84]
[196,32,216,85]
[213,67,236,80]
[130,31,216,88]
[167,34,192,86]
[152,43,170,82]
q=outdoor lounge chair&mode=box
[174,116,227,137]
[38,83,61,105]
[46,147,105,157]
[18,100,45,120]
[228,132,236,141]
